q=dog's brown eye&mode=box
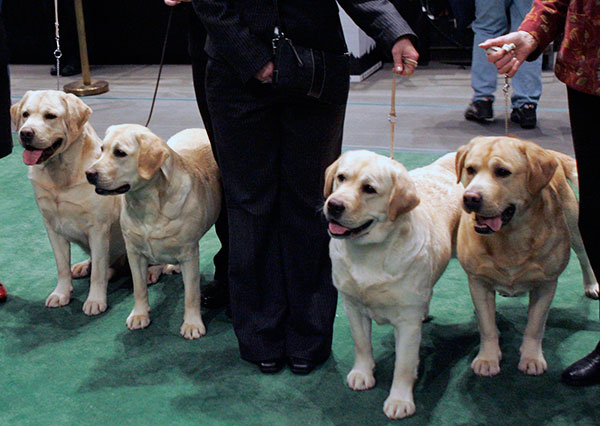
[114,148,127,158]
[362,184,377,194]
[44,113,57,120]
[22,111,29,118]
[495,167,511,177]
[466,166,476,175]
[337,174,346,182]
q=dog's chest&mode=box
[121,214,203,265]
[33,182,99,245]
[332,261,432,310]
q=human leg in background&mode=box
[561,87,600,386]
[189,11,230,310]
[465,0,507,123]
[508,0,542,129]
[0,12,11,302]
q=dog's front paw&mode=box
[518,353,547,375]
[584,282,599,300]
[471,355,501,377]
[45,291,71,308]
[383,397,415,420]
[347,369,376,390]
[180,321,206,340]
[83,298,107,316]
[71,259,91,279]
[126,311,151,330]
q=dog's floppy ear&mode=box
[523,142,558,194]
[388,162,420,221]
[10,90,31,129]
[455,142,471,184]
[137,130,170,180]
[323,157,341,198]
[62,93,91,140]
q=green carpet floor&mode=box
[1,142,599,425]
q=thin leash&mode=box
[53,0,62,90]
[388,57,418,160]
[145,7,174,127]
[388,72,397,160]
[486,43,516,136]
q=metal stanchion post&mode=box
[63,0,109,96]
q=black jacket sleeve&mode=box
[337,0,416,53]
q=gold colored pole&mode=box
[64,0,109,96]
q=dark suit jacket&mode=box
[192,0,415,83]
[0,14,12,159]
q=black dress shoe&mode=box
[50,63,82,77]
[200,280,229,309]
[561,341,600,386]
[257,359,285,374]
[287,357,316,375]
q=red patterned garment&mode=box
[520,0,600,96]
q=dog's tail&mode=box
[550,150,578,188]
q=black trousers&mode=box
[189,10,229,285]
[568,88,600,310]
[0,15,11,159]
[205,56,345,363]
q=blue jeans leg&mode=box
[509,0,542,108]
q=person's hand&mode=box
[255,61,274,84]
[391,36,419,76]
[479,31,539,78]
[164,0,190,6]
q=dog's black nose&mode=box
[85,169,98,185]
[327,199,345,218]
[19,128,35,145]
[463,191,482,212]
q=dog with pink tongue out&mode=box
[323,150,463,420]
[455,136,598,378]
[11,90,170,316]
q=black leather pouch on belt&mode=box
[272,35,350,105]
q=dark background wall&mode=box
[3,0,191,65]
[2,0,472,66]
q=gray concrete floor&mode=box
[9,62,574,155]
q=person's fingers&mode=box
[498,57,520,77]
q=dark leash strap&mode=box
[145,6,174,127]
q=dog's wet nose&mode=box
[85,168,98,185]
[463,191,482,212]
[19,128,35,145]
[327,199,345,218]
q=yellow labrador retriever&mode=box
[456,136,598,377]
[324,150,463,420]
[10,90,126,315]
[86,124,221,339]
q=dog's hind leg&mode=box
[71,259,91,279]
[565,200,599,299]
